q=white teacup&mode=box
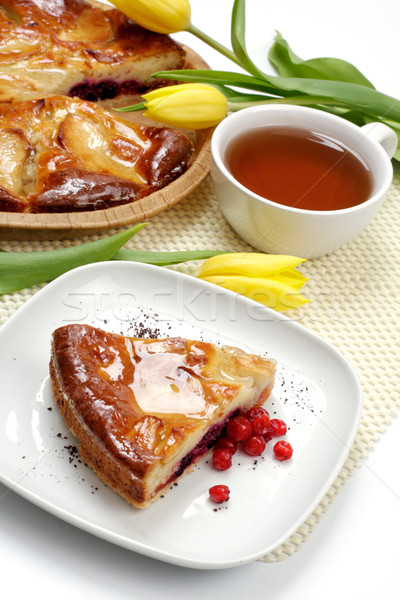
[211,105,397,259]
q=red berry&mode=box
[242,434,266,456]
[212,448,232,471]
[214,436,237,455]
[263,431,274,443]
[245,406,269,421]
[270,418,287,437]
[209,484,230,503]
[273,440,293,461]
[251,413,271,436]
[226,416,252,442]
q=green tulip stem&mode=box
[227,95,348,112]
[115,102,146,113]
[186,23,242,69]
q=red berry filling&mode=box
[68,78,147,101]
[273,440,293,461]
[209,485,230,503]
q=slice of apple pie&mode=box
[50,324,276,508]
[0,95,194,212]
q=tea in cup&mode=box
[211,105,397,259]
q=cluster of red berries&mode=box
[209,407,293,504]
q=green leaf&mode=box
[0,224,146,295]
[0,225,228,295]
[227,96,346,111]
[268,76,400,122]
[153,68,400,123]
[151,69,293,96]
[269,33,375,88]
[216,86,281,103]
[335,110,372,126]
[231,0,264,77]
[381,119,400,161]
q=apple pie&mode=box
[50,324,276,508]
[0,95,194,212]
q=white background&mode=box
[1,1,400,598]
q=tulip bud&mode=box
[108,0,191,34]
[197,253,310,312]
[197,253,306,278]
[141,83,228,129]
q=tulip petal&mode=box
[143,83,216,101]
[273,269,309,288]
[200,275,309,311]
[197,253,306,278]
[144,85,228,129]
[108,0,191,34]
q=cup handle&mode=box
[360,122,398,159]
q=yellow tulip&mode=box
[140,83,228,129]
[107,0,191,34]
[197,253,310,312]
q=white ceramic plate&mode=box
[0,262,362,569]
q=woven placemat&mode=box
[1,168,399,562]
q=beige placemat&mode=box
[1,168,399,562]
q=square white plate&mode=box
[0,261,362,569]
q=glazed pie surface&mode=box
[50,324,276,508]
[0,0,185,102]
[0,95,194,212]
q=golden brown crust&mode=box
[0,186,27,212]
[0,95,194,212]
[50,355,148,506]
[50,324,276,508]
[0,0,185,102]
